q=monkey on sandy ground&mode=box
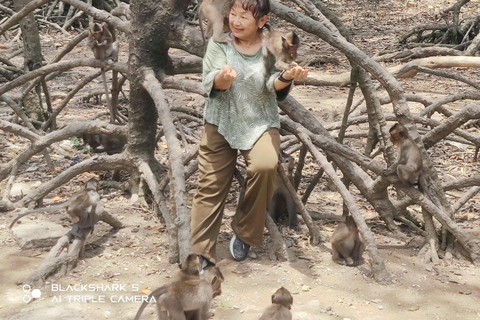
[82,133,127,155]
[134,254,222,320]
[87,22,119,122]
[198,0,231,47]
[9,178,100,238]
[383,123,422,185]
[268,151,299,230]
[259,286,293,320]
[331,215,365,266]
[183,265,225,320]
[262,25,299,77]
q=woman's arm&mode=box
[273,65,309,91]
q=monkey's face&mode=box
[92,31,102,40]
[229,3,267,41]
[389,129,403,145]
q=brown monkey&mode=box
[9,178,100,237]
[198,0,231,46]
[82,133,127,155]
[383,123,422,185]
[173,253,203,281]
[88,22,118,62]
[184,266,225,320]
[259,286,293,320]
[331,216,365,266]
[134,255,222,320]
[268,151,299,230]
[87,22,119,123]
[262,25,299,77]
[82,133,127,180]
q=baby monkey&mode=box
[383,123,422,185]
[82,133,127,155]
[88,22,119,122]
[88,22,118,62]
[268,151,299,230]
[9,178,100,237]
[198,0,231,46]
[259,286,293,320]
[262,25,300,77]
[134,253,223,320]
[331,216,365,266]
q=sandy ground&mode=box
[1,192,480,320]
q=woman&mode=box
[191,0,308,266]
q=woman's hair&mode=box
[230,0,270,21]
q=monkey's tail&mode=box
[133,287,167,320]
[9,204,66,229]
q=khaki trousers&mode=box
[191,123,280,263]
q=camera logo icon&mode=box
[23,285,41,303]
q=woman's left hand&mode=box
[282,65,308,82]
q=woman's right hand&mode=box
[214,65,237,90]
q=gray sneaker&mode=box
[230,234,250,261]
[199,255,214,272]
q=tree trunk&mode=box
[13,0,46,126]
[129,0,194,263]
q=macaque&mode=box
[133,254,222,320]
[88,22,118,62]
[331,216,365,266]
[198,0,231,46]
[268,151,299,230]
[82,133,127,155]
[184,266,225,320]
[259,287,293,320]
[9,178,100,238]
[174,253,203,281]
[383,123,422,185]
[262,26,300,77]
[87,22,119,123]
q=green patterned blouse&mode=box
[202,35,289,150]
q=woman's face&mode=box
[229,3,267,41]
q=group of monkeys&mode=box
[269,122,424,267]
[133,253,294,320]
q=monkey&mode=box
[259,286,293,320]
[268,151,299,230]
[198,0,231,47]
[82,133,127,180]
[88,22,118,63]
[171,254,224,320]
[87,22,119,123]
[183,266,225,320]
[9,178,100,238]
[173,253,204,281]
[262,25,300,77]
[383,123,423,185]
[331,215,365,266]
[133,255,222,320]
[82,133,127,155]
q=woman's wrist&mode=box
[278,71,293,83]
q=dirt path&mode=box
[1,187,480,320]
